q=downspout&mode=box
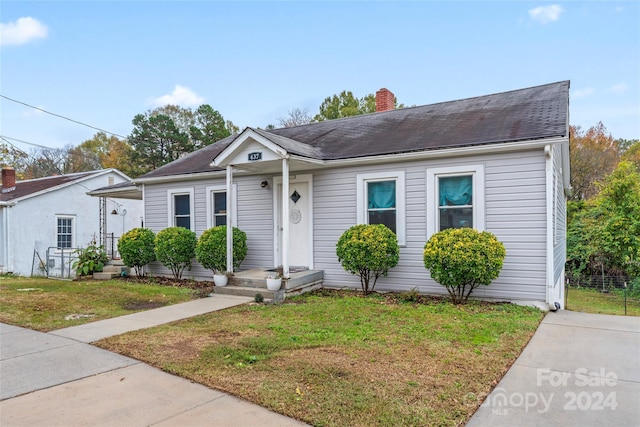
[226,165,234,274]
[544,145,557,311]
[281,158,290,279]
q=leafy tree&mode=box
[118,228,156,278]
[336,224,400,295]
[314,91,365,121]
[619,139,640,170]
[569,122,619,200]
[278,108,313,128]
[100,136,136,177]
[127,105,236,175]
[423,228,506,304]
[226,120,240,135]
[154,227,197,279]
[195,226,247,275]
[567,161,640,280]
[128,112,191,175]
[593,161,640,275]
[190,104,231,149]
[66,133,110,172]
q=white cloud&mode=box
[572,87,595,99]
[608,83,628,94]
[0,17,48,46]
[150,85,205,107]
[528,5,564,24]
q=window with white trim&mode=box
[206,184,237,229]
[427,165,485,238]
[213,192,226,226]
[56,216,75,248]
[357,171,406,245]
[168,188,195,230]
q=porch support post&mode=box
[281,158,290,279]
[226,165,234,274]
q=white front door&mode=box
[274,174,313,269]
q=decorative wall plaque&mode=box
[290,209,302,224]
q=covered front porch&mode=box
[212,127,323,281]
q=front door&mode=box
[275,174,313,269]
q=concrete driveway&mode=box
[467,310,640,426]
[0,296,307,427]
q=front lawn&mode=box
[0,276,204,331]
[97,289,544,426]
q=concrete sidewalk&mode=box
[0,295,308,427]
[467,310,640,426]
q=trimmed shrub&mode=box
[154,227,197,279]
[423,228,506,304]
[336,224,400,295]
[118,228,156,278]
[195,226,248,275]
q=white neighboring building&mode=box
[0,168,144,277]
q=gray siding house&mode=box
[132,81,570,309]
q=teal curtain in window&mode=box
[439,176,472,206]
[368,181,396,209]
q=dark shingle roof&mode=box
[0,170,103,202]
[139,81,569,179]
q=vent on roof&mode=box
[1,167,16,193]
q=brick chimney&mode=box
[375,88,395,112]
[2,167,16,193]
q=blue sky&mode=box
[1,1,639,152]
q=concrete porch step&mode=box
[93,262,129,280]
[93,271,120,280]
[213,285,275,300]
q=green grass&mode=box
[0,276,201,331]
[97,289,544,427]
[566,286,640,316]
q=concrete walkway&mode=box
[467,310,640,426]
[0,295,308,427]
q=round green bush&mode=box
[195,226,248,275]
[154,227,197,279]
[423,228,506,304]
[336,224,400,295]
[118,228,156,278]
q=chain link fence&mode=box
[566,272,640,315]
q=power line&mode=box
[0,134,58,150]
[0,137,29,156]
[0,94,127,139]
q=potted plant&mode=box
[265,266,283,291]
[195,226,247,287]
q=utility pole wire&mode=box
[0,94,127,139]
[0,134,58,150]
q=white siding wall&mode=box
[313,150,548,302]
[5,172,143,276]
[144,149,550,302]
[145,175,274,280]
